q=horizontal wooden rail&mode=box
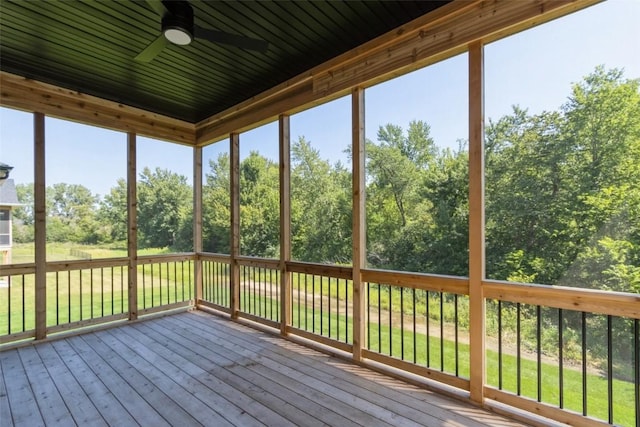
[197,299,231,315]
[235,256,280,269]
[0,263,36,276]
[46,313,128,335]
[483,280,640,320]
[362,350,470,391]
[363,269,469,295]
[137,253,196,265]
[198,252,231,263]
[46,257,129,273]
[484,387,610,427]
[286,261,353,280]
[138,300,193,316]
[287,326,354,354]
[237,312,280,331]
[0,330,36,345]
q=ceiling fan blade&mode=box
[194,26,268,53]
[145,0,167,17]
[135,35,168,63]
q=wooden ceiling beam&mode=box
[0,72,196,146]
[195,0,600,146]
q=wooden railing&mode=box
[0,254,195,344]
[2,254,638,426]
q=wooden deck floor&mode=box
[0,310,527,427]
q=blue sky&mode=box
[1,0,639,198]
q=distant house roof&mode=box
[0,179,20,206]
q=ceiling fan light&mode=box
[164,27,192,45]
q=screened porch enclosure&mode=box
[1,1,639,426]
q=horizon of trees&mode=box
[10,66,640,296]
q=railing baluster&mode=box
[345,278,348,344]
[426,290,430,367]
[90,269,94,319]
[498,300,503,390]
[22,275,25,332]
[328,277,332,339]
[302,273,307,330]
[635,318,639,427]
[455,294,459,377]
[582,311,587,416]
[388,286,392,356]
[400,286,404,360]
[101,268,105,318]
[142,265,146,309]
[559,308,564,409]
[517,302,521,396]
[55,271,60,325]
[174,261,178,304]
[80,270,83,320]
[68,270,71,322]
[378,284,382,353]
[367,283,370,350]
[440,292,444,372]
[150,264,155,308]
[158,262,162,307]
[7,275,11,334]
[607,315,613,424]
[537,305,541,402]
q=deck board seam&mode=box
[135,318,361,427]
[161,314,446,427]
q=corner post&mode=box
[34,112,46,340]
[230,133,240,319]
[468,41,486,404]
[279,114,291,336]
[127,132,138,320]
[352,87,366,361]
[193,146,203,306]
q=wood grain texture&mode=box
[1,311,525,427]
[0,72,196,145]
[468,40,486,404]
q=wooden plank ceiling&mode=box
[0,0,448,124]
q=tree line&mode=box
[12,66,640,295]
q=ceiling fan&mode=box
[135,0,269,63]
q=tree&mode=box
[99,178,128,242]
[239,152,279,257]
[203,153,231,254]
[137,167,192,250]
[291,137,351,263]
[46,183,103,244]
[11,184,34,243]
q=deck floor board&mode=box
[1,311,527,427]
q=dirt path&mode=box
[245,281,601,375]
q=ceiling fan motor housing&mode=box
[161,1,194,45]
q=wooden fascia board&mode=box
[195,0,600,146]
[312,0,602,98]
[0,72,196,146]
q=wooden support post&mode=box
[34,112,46,340]
[193,146,203,305]
[230,133,240,319]
[352,88,366,361]
[468,41,486,404]
[279,114,291,336]
[127,132,138,321]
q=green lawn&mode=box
[2,248,636,426]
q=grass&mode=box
[2,246,637,426]
[0,252,194,335]
[225,288,638,427]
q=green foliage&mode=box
[203,153,231,254]
[137,167,193,250]
[291,137,352,263]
